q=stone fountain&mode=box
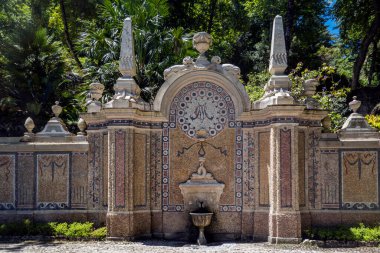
[190,202,213,245]
[179,130,225,245]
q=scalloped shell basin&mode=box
[189,212,213,228]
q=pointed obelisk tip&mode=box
[119,16,136,77]
[269,15,287,75]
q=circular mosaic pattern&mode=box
[171,82,235,139]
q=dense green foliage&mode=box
[0,0,379,135]
[304,223,380,243]
[0,219,107,239]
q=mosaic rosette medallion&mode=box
[169,81,235,139]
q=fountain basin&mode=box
[190,212,213,245]
[190,212,213,227]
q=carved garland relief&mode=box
[342,151,378,210]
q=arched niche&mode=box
[153,70,251,118]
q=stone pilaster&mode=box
[268,123,302,243]
[107,127,153,239]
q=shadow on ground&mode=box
[0,238,62,252]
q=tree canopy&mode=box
[0,0,379,135]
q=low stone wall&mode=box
[0,139,106,226]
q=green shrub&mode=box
[90,227,107,239]
[245,71,269,102]
[65,222,93,238]
[365,115,380,130]
[0,219,106,239]
[53,222,69,237]
[305,223,380,243]
[34,222,54,236]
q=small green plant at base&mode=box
[304,223,380,243]
[65,222,93,238]
[90,227,107,239]
[0,219,106,239]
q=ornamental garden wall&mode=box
[0,16,380,244]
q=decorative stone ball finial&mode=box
[182,56,194,66]
[211,56,221,64]
[77,118,87,136]
[52,101,62,118]
[349,96,361,113]
[193,32,212,55]
[24,117,35,133]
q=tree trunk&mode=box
[285,0,295,55]
[207,0,217,34]
[352,0,380,89]
[368,38,378,86]
[59,0,83,69]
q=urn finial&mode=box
[349,96,361,113]
[24,117,35,134]
[52,101,62,118]
[193,32,212,56]
[77,118,87,136]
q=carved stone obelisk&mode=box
[105,17,149,109]
[252,15,295,109]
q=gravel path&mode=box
[1,240,380,253]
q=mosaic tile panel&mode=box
[17,153,34,208]
[37,154,69,209]
[280,129,292,208]
[243,130,255,210]
[0,154,16,210]
[242,118,321,128]
[342,151,378,210]
[258,131,270,207]
[102,133,108,207]
[115,130,126,208]
[307,129,321,209]
[321,152,339,209]
[170,81,235,139]
[88,133,102,207]
[133,133,148,207]
[71,152,88,209]
[298,131,306,207]
[150,132,162,210]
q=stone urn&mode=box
[190,212,213,245]
[89,82,105,101]
[193,32,212,54]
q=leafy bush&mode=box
[245,70,269,101]
[65,222,93,238]
[304,223,380,243]
[90,227,107,239]
[0,219,106,239]
[288,62,350,132]
[365,115,380,130]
